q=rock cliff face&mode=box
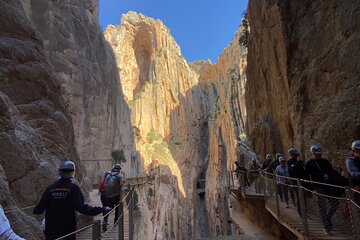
[105,12,209,239]
[246,0,360,164]
[0,0,134,238]
[0,0,80,238]
[19,0,135,174]
[105,12,249,239]
[192,26,248,236]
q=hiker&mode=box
[33,160,108,240]
[99,171,111,209]
[346,140,360,204]
[275,157,290,208]
[287,148,307,216]
[102,164,125,231]
[267,153,282,174]
[234,158,250,188]
[305,145,339,235]
[287,148,299,206]
[262,154,273,171]
[248,158,261,193]
[0,204,25,240]
[262,154,274,196]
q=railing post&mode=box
[346,188,360,239]
[297,179,309,237]
[241,172,246,198]
[92,220,101,240]
[274,176,280,217]
[129,188,134,240]
[118,190,124,240]
[263,173,267,199]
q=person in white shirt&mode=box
[0,204,25,240]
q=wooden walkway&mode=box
[77,190,129,240]
[266,197,352,240]
[228,175,354,240]
[228,177,264,200]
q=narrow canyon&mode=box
[0,0,359,240]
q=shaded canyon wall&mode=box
[0,0,135,238]
[246,0,360,165]
[20,0,136,178]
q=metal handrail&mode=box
[233,170,350,191]
[4,204,36,214]
[52,186,135,240]
[100,186,135,239]
[100,186,133,220]
[260,172,360,239]
[54,223,94,240]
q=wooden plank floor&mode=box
[229,179,264,199]
[266,197,353,240]
[77,190,129,240]
[230,178,353,239]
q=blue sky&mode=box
[99,0,248,63]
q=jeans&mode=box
[277,184,289,202]
[316,188,339,230]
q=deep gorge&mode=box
[1,0,360,239]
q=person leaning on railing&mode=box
[346,140,360,205]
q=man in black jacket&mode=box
[305,145,339,236]
[287,148,307,216]
[34,160,107,240]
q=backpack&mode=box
[103,172,123,198]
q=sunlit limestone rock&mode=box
[246,0,360,164]
[191,25,248,237]
[105,11,251,239]
[105,11,210,239]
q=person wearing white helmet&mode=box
[346,140,360,204]
[305,145,338,235]
[102,164,126,231]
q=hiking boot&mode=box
[323,228,333,236]
[102,222,108,231]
